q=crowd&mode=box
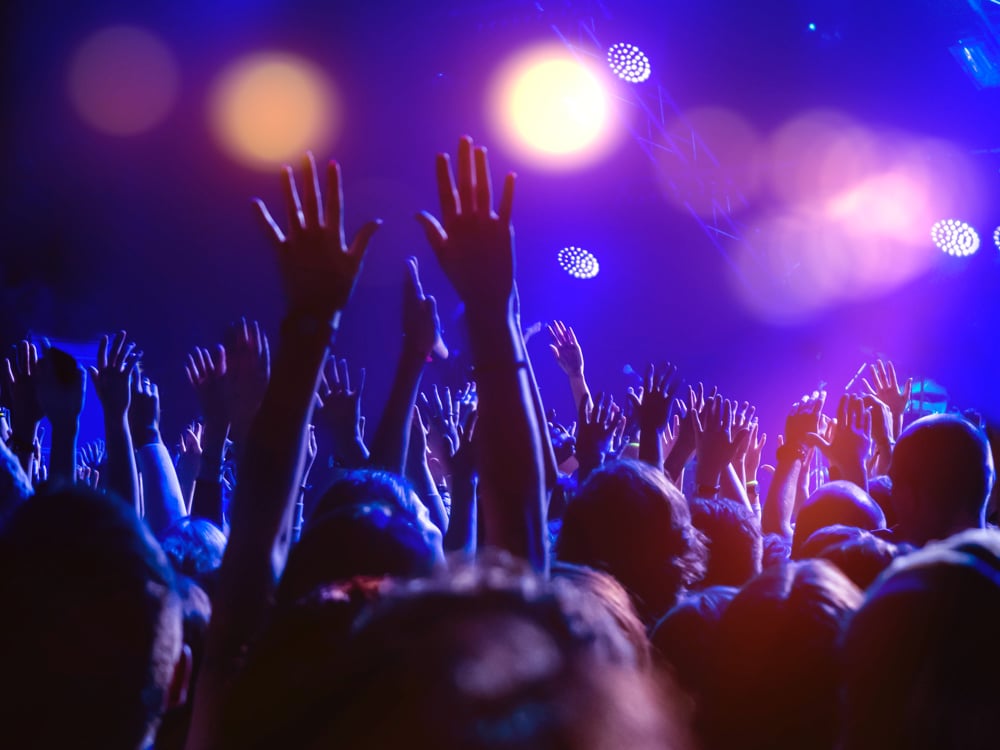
[1,137,997,750]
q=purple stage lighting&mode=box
[607,43,651,83]
[558,246,600,279]
[931,219,980,257]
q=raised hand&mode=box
[417,136,516,317]
[223,318,271,448]
[36,347,86,428]
[254,152,380,323]
[744,420,767,488]
[693,396,751,495]
[89,332,141,418]
[805,393,872,489]
[402,257,447,360]
[175,422,203,511]
[3,341,44,455]
[315,357,368,466]
[861,359,911,440]
[78,439,106,471]
[576,392,625,480]
[76,465,100,489]
[186,346,228,427]
[128,375,161,446]
[863,393,893,475]
[784,391,827,452]
[626,362,680,471]
[547,320,584,378]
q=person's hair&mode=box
[650,585,738,693]
[0,485,182,750]
[550,561,652,670]
[309,469,425,526]
[889,414,995,543]
[791,480,885,558]
[690,496,763,587]
[159,517,227,597]
[276,502,442,608]
[556,459,707,623]
[223,556,691,750]
[816,531,903,590]
[697,560,863,750]
[841,529,1000,750]
[867,474,895,527]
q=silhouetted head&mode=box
[0,485,187,750]
[690,496,762,587]
[792,481,885,558]
[698,560,862,750]
[159,517,226,597]
[841,529,1000,750]
[889,414,994,545]
[556,459,707,623]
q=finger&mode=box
[325,159,345,245]
[433,384,445,416]
[803,432,833,451]
[356,367,366,396]
[253,198,286,247]
[337,358,351,393]
[416,211,447,253]
[118,341,136,372]
[457,136,475,214]
[3,358,14,388]
[444,387,454,420]
[405,256,425,301]
[347,219,381,264]
[568,326,579,347]
[645,363,654,394]
[474,145,492,215]
[281,165,305,234]
[301,152,322,228]
[215,343,227,376]
[498,172,515,226]
[435,152,459,225]
[110,331,127,368]
[903,377,913,401]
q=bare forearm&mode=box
[444,476,477,555]
[104,415,139,512]
[762,456,802,538]
[369,349,424,475]
[468,309,547,571]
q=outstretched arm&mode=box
[36,347,86,485]
[368,257,446,475]
[417,137,546,571]
[129,376,186,536]
[187,153,378,750]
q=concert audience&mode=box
[1,136,998,749]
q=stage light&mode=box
[994,226,1000,251]
[931,219,980,256]
[607,43,651,83]
[808,23,817,32]
[558,246,600,279]
[210,53,336,170]
[67,26,178,136]
[489,44,620,169]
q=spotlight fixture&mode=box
[558,246,600,279]
[994,225,1000,252]
[931,219,980,257]
[607,43,651,83]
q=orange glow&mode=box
[210,53,336,170]
[488,44,621,169]
[67,25,179,136]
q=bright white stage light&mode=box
[931,219,980,257]
[607,42,651,83]
[558,246,600,279]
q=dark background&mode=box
[1,0,998,453]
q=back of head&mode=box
[698,560,862,750]
[792,481,885,558]
[841,529,1000,750]
[556,459,707,622]
[309,468,423,525]
[690,497,762,587]
[0,485,181,750]
[551,561,652,670]
[229,557,690,750]
[277,502,443,607]
[889,414,994,544]
[817,532,903,590]
[159,517,227,597]
[650,586,738,694]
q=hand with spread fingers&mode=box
[861,359,911,440]
[254,152,381,323]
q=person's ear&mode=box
[166,643,192,710]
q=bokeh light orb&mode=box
[210,53,336,170]
[931,219,980,256]
[68,25,179,136]
[607,43,651,83]
[490,45,620,169]
[558,246,600,279]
